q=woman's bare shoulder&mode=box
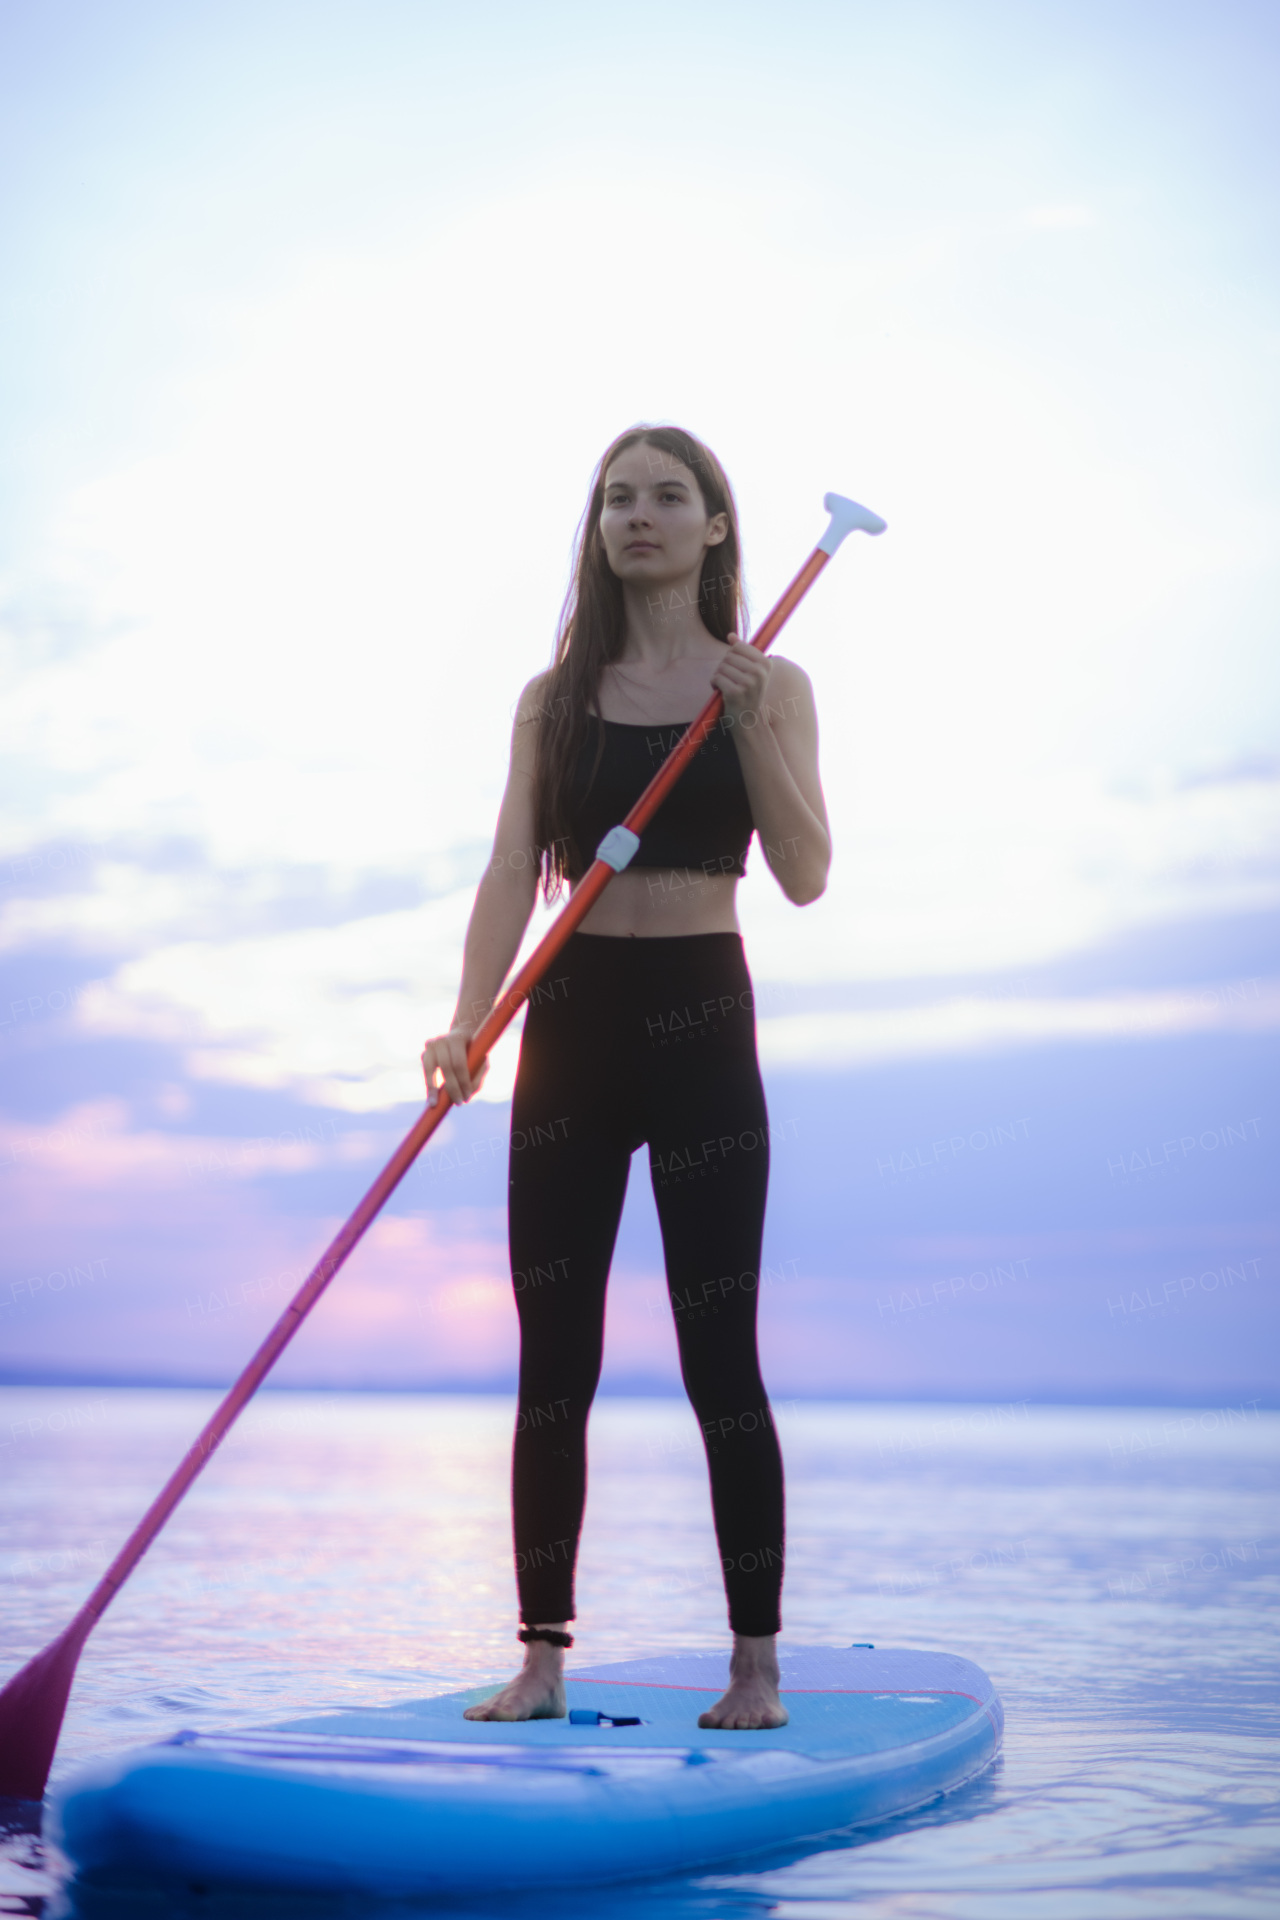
[513,668,563,729]
[763,653,816,716]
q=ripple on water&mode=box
[1,1389,1276,1918]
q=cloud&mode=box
[0,759,1262,1110]
[739,764,1280,983]
[65,885,561,1107]
[759,976,1280,1072]
[1,165,1276,1109]
[0,1099,382,1190]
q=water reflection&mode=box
[1,1390,1276,1917]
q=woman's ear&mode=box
[704,512,729,548]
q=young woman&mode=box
[421,425,830,1731]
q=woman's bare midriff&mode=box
[572,865,742,937]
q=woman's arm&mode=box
[421,677,546,1105]
[711,645,831,905]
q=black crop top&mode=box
[565,717,755,881]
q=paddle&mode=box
[0,492,886,1800]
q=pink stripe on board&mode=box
[568,1679,984,1704]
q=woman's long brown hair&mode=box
[531,424,745,896]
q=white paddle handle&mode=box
[818,492,887,554]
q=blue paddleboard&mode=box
[51,1645,1002,1895]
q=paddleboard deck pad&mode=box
[51,1646,1002,1895]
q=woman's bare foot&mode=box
[463,1627,568,1722]
[697,1633,789,1730]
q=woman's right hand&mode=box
[421,1026,489,1108]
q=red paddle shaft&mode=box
[0,492,885,1800]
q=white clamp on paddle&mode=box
[596,824,642,872]
[818,492,888,555]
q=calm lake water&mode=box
[1,1387,1276,1917]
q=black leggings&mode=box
[508,930,784,1638]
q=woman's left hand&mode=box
[711,635,772,725]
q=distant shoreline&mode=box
[1,1375,1275,1411]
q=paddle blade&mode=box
[0,1619,90,1801]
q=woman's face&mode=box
[598,444,728,589]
